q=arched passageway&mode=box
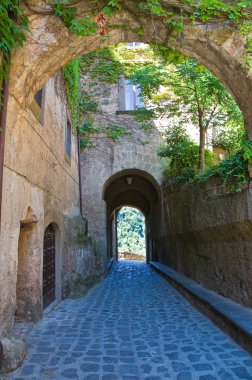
[1,1,252,370]
[103,169,163,263]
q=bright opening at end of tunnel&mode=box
[117,207,146,261]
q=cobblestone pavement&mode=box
[8,261,252,380]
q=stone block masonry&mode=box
[157,179,252,308]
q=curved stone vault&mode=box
[10,0,252,134]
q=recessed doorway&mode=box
[43,224,56,309]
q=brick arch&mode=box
[10,1,252,134]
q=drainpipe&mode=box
[0,340,2,370]
[0,55,10,229]
[77,131,88,235]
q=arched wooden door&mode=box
[43,224,56,309]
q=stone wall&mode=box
[157,178,252,308]
[80,75,164,262]
[0,71,92,339]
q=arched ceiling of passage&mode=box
[111,189,150,216]
[104,170,160,217]
[11,1,252,136]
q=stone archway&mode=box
[103,169,163,263]
[9,1,252,135]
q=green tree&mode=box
[117,207,145,255]
[130,58,244,169]
[158,124,216,181]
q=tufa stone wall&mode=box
[157,178,252,308]
[0,71,94,345]
[79,73,164,263]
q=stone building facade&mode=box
[79,65,166,265]
[0,71,94,365]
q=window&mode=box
[34,88,43,108]
[65,118,72,161]
[118,77,144,111]
[127,42,146,48]
[30,87,45,124]
[125,79,144,110]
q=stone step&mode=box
[150,261,252,355]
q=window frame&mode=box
[65,118,72,164]
[118,76,144,112]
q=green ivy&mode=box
[80,44,158,84]
[79,90,98,113]
[0,1,28,55]
[62,57,80,128]
[52,1,97,36]
[106,124,131,140]
[0,0,28,84]
[184,143,251,192]
[78,118,131,149]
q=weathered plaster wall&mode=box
[0,71,90,338]
[157,178,252,308]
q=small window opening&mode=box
[118,76,144,111]
[127,42,146,48]
[125,79,144,111]
[30,87,45,124]
[34,88,43,108]
[65,118,72,161]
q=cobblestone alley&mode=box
[8,261,252,380]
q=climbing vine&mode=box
[1,1,251,61]
[80,44,159,83]
[51,0,252,68]
[78,120,131,150]
[62,58,80,129]
[0,0,251,86]
[0,0,28,84]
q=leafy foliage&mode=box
[52,1,97,36]
[117,207,146,255]
[212,124,246,156]
[63,58,80,128]
[79,90,98,113]
[160,124,250,192]
[80,44,158,84]
[0,0,29,84]
[51,0,251,70]
[132,58,244,169]
[78,119,131,149]
[194,147,250,192]
[158,124,217,181]
[0,1,28,55]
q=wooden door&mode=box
[43,224,55,309]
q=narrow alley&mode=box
[9,261,252,380]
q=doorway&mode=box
[117,207,146,261]
[43,224,56,309]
